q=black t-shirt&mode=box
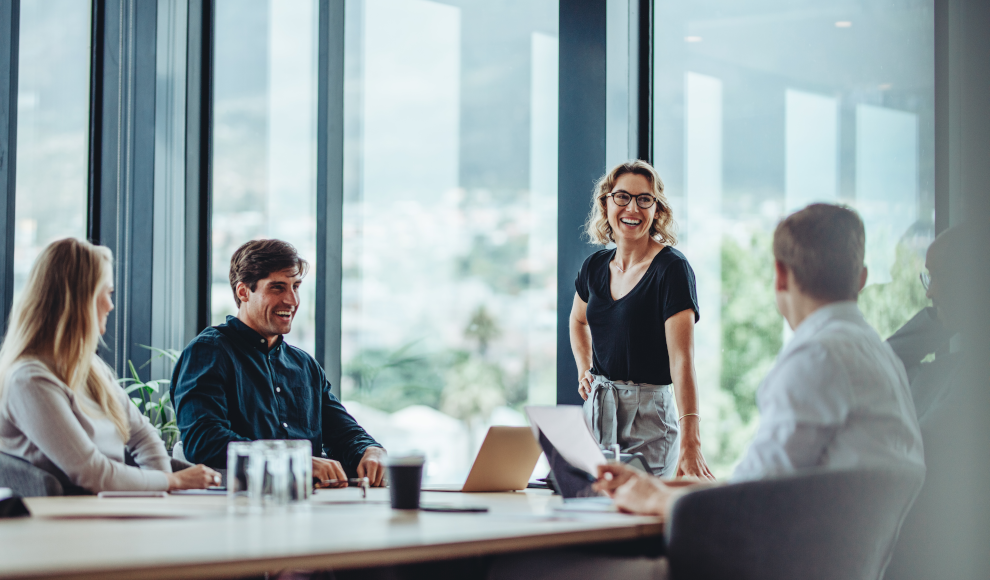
[575,247,700,385]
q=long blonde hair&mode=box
[0,238,129,440]
[585,160,677,246]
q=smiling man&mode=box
[171,239,386,486]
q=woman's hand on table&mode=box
[166,464,222,491]
[674,440,715,481]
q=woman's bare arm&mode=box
[665,309,714,480]
[569,292,594,400]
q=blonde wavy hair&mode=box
[0,238,129,440]
[584,160,677,246]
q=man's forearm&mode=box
[180,422,251,468]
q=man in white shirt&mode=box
[596,203,925,514]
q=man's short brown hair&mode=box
[229,239,309,307]
[773,203,865,301]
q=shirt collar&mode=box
[785,301,863,352]
[225,315,283,352]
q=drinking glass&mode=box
[227,441,254,513]
[287,440,313,504]
[249,440,290,509]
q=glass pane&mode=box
[342,0,559,483]
[14,0,91,297]
[654,2,934,477]
[211,0,318,354]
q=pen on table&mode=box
[315,477,369,487]
[316,477,370,498]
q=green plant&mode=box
[118,346,181,453]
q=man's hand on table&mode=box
[594,463,673,517]
[357,446,387,487]
[312,457,348,487]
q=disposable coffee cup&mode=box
[386,454,425,510]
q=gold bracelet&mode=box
[678,412,700,422]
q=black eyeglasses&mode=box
[605,191,658,209]
[919,272,931,291]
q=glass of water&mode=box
[287,440,313,504]
[227,441,254,513]
[249,440,290,509]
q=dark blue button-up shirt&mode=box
[171,316,380,469]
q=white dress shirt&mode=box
[733,302,925,481]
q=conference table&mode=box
[0,488,664,579]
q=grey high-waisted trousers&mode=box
[583,374,679,477]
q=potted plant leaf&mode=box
[118,346,181,455]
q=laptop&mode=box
[422,426,543,492]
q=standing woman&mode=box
[0,238,219,493]
[571,160,713,479]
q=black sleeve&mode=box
[660,258,700,323]
[170,338,251,469]
[319,367,382,470]
[574,254,593,303]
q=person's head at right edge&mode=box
[773,203,867,329]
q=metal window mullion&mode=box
[184,0,213,343]
[90,0,158,381]
[315,0,346,398]
[636,0,653,164]
[151,0,189,380]
[0,0,19,336]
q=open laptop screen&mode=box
[537,430,603,499]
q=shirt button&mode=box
[282,422,288,428]
[276,387,281,393]
[260,339,264,344]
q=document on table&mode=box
[524,405,606,476]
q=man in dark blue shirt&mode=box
[171,239,386,485]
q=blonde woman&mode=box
[0,238,219,493]
[570,160,713,479]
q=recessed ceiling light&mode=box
[835,21,852,28]
[684,36,703,42]
[878,83,893,90]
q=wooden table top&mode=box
[0,488,662,580]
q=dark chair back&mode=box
[0,451,64,497]
[665,468,924,580]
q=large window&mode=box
[654,1,935,477]
[341,0,559,482]
[13,0,91,297]
[211,0,319,354]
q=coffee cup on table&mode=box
[386,454,425,510]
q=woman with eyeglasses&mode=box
[0,238,220,493]
[570,160,713,480]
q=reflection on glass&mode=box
[654,2,935,477]
[211,0,318,354]
[13,0,91,297]
[342,0,559,483]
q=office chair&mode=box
[0,451,64,497]
[665,468,924,580]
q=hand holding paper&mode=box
[525,405,606,475]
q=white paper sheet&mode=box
[525,405,606,475]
